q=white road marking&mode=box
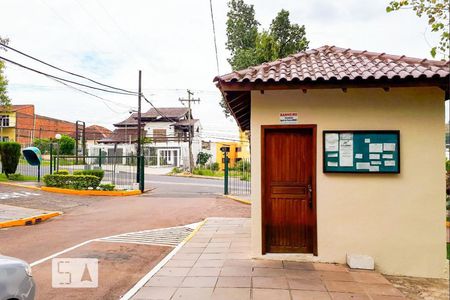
[0,191,41,200]
[30,223,200,267]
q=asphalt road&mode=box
[0,183,250,300]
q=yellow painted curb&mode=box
[0,181,41,190]
[41,187,141,196]
[0,211,62,229]
[224,195,251,205]
[183,219,207,243]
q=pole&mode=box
[179,90,200,173]
[37,164,40,182]
[49,143,53,175]
[137,70,142,183]
[224,150,229,195]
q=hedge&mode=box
[0,142,21,175]
[73,169,104,180]
[43,174,100,190]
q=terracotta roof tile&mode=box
[141,107,189,119]
[215,46,448,84]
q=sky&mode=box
[0,0,444,141]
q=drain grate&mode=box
[97,226,194,247]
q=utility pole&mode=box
[179,90,200,173]
[137,70,142,183]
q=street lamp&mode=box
[55,134,62,172]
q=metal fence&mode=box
[11,154,141,190]
[227,158,251,195]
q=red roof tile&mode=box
[214,45,449,84]
[142,107,189,119]
[85,125,112,140]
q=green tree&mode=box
[386,0,449,58]
[0,142,21,175]
[0,36,11,107]
[59,135,75,155]
[269,9,309,58]
[196,151,212,166]
[33,138,52,154]
[221,1,310,116]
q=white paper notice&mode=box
[369,154,380,160]
[327,153,338,158]
[339,138,353,167]
[356,162,370,170]
[340,133,353,140]
[369,143,383,153]
[382,154,393,159]
[371,161,382,165]
[369,165,380,172]
[355,153,363,159]
[383,143,396,151]
[327,161,338,167]
[364,138,371,143]
[384,160,396,167]
[325,133,339,152]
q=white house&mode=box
[96,107,202,169]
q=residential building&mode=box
[215,45,449,278]
[98,107,202,168]
[0,104,75,145]
[85,125,112,146]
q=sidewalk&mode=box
[0,203,61,228]
[131,218,406,300]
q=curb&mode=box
[41,187,141,196]
[0,211,62,229]
[168,173,223,180]
[0,181,41,190]
[224,194,251,205]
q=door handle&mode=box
[307,184,313,209]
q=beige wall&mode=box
[250,87,447,278]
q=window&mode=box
[153,129,167,143]
[1,137,9,142]
[236,147,242,152]
[0,115,9,127]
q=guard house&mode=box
[214,46,449,278]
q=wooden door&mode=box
[262,125,317,254]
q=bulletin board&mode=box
[323,130,400,174]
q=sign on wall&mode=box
[279,112,298,124]
[323,130,400,173]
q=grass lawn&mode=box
[0,173,37,182]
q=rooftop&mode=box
[215,45,450,130]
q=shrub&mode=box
[99,183,115,191]
[33,138,51,154]
[73,169,104,180]
[43,174,100,190]
[207,162,220,171]
[0,142,21,175]
[235,159,251,172]
[447,160,450,172]
[54,170,69,175]
[171,167,182,174]
[7,173,24,181]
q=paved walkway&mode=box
[131,218,405,300]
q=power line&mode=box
[0,42,137,95]
[209,0,220,75]
[0,55,136,96]
[141,94,179,123]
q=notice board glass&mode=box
[323,130,400,173]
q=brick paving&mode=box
[131,218,406,300]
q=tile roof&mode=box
[85,125,112,140]
[113,113,140,127]
[172,119,199,126]
[214,45,449,84]
[98,128,145,144]
[142,107,189,119]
